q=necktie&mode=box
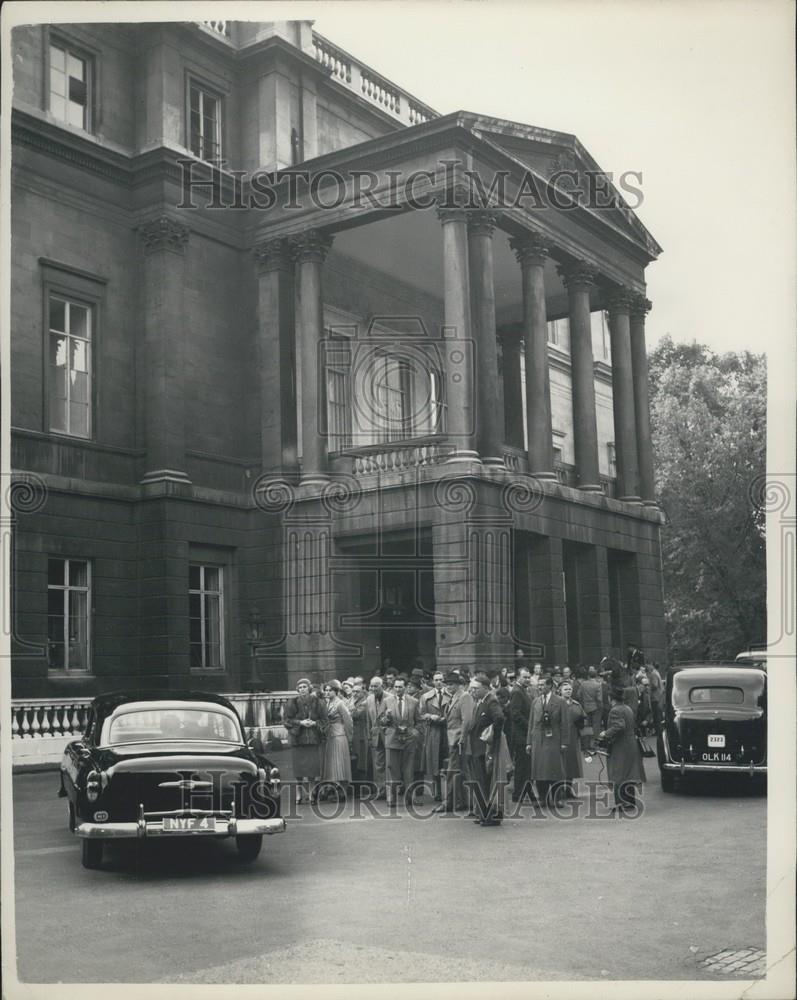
[437,691,442,711]
[398,697,404,721]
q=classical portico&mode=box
[242,111,665,683]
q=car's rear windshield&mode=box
[106,708,241,745]
[688,687,745,705]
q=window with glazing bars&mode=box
[48,295,92,439]
[189,564,225,670]
[189,84,221,162]
[49,41,91,130]
[48,558,91,672]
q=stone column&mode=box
[559,262,601,491]
[252,238,298,476]
[468,211,503,466]
[138,216,190,485]
[438,207,478,462]
[511,233,556,479]
[498,330,524,450]
[607,288,641,502]
[292,229,332,483]
[630,295,656,505]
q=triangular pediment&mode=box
[458,113,662,259]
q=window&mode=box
[689,687,745,705]
[189,564,225,670]
[189,83,222,162]
[49,40,91,130]
[427,368,445,434]
[593,310,612,362]
[48,558,91,672]
[547,318,569,350]
[325,335,353,453]
[375,354,413,442]
[48,294,92,438]
[607,442,617,478]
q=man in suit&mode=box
[418,670,450,801]
[465,672,506,826]
[434,670,471,814]
[365,675,389,799]
[526,673,569,806]
[382,675,421,806]
[509,666,535,803]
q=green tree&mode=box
[649,335,766,662]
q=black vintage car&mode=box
[59,690,285,869]
[657,664,767,792]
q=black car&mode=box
[59,690,285,869]
[657,664,767,792]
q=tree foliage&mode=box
[649,335,766,662]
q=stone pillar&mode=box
[511,233,556,479]
[292,229,332,483]
[606,288,641,502]
[630,295,656,505]
[559,263,601,491]
[499,331,524,450]
[252,238,298,476]
[468,211,503,466]
[528,534,568,667]
[575,544,612,665]
[138,216,190,485]
[438,207,478,462]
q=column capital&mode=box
[630,294,653,318]
[558,261,598,290]
[290,229,333,264]
[467,210,500,236]
[436,204,470,225]
[252,237,294,273]
[139,216,189,256]
[510,231,550,267]
[605,286,635,313]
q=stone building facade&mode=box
[9,19,665,697]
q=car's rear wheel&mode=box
[235,834,263,862]
[660,768,675,793]
[81,838,104,869]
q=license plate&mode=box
[707,734,725,748]
[162,816,218,833]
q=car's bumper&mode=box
[75,817,286,839]
[661,762,767,775]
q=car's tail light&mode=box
[86,770,102,802]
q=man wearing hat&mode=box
[464,673,506,826]
[434,670,473,814]
[509,665,535,802]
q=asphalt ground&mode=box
[9,758,766,985]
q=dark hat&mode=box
[444,670,464,684]
[410,668,424,679]
[610,686,625,701]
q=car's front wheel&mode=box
[235,834,263,862]
[81,838,104,869]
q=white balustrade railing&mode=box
[312,35,351,83]
[200,21,232,38]
[312,31,437,128]
[11,698,93,741]
[351,440,454,476]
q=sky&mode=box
[305,0,795,358]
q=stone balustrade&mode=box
[312,31,437,128]
[199,21,232,38]
[10,692,295,768]
[502,446,530,473]
[349,439,454,476]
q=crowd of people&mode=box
[281,645,665,827]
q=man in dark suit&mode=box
[465,672,506,826]
[509,665,535,803]
[382,676,421,806]
[365,676,389,799]
[434,670,471,814]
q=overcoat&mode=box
[604,703,646,784]
[526,691,569,781]
[418,687,450,777]
[346,691,370,773]
[561,698,586,778]
[508,684,532,749]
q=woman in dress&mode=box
[600,687,646,813]
[283,678,327,803]
[559,680,586,799]
[320,679,353,796]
